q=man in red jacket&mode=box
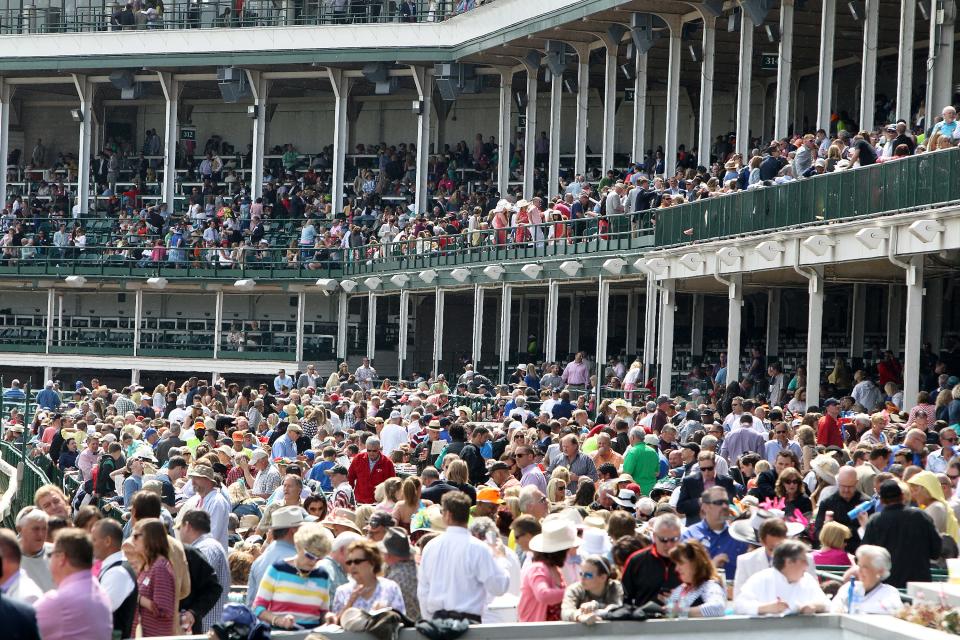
[347,436,396,504]
[817,398,844,448]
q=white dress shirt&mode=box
[830,580,903,614]
[418,526,511,619]
[734,567,829,615]
[97,551,136,611]
[3,568,44,604]
[379,422,409,456]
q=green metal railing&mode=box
[655,146,960,247]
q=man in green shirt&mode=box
[621,426,660,496]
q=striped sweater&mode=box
[252,560,331,627]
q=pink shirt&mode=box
[561,360,590,386]
[812,547,852,566]
[517,562,565,622]
[35,570,112,640]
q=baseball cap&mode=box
[823,398,840,407]
[476,487,504,504]
[324,464,349,476]
[143,428,157,439]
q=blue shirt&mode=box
[682,520,748,580]
[36,388,60,410]
[2,388,25,400]
[308,460,336,492]
[271,434,298,460]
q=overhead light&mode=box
[64,275,87,287]
[848,0,861,20]
[520,263,542,279]
[644,257,668,275]
[619,63,633,80]
[602,258,627,275]
[632,257,647,272]
[146,277,168,290]
[854,227,888,250]
[390,274,410,287]
[678,253,702,271]
[233,279,256,291]
[918,0,928,21]
[419,269,438,284]
[764,24,779,43]
[563,78,578,94]
[802,235,836,257]
[688,44,700,62]
[450,268,471,283]
[907,219,946,243]
[364,276,382,290]
[755,240,785,262]
[246,105,258,119]
[716,247,743,266]
[340,279,358,292]
[315,278,338,292]
[559,260,582,277]
[411,100,423,115]
[482,265,505,280]
[70,108,83,122]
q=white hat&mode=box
[270,506,316,529]
[528,520,580,553]
[729,508,806,545]
[580,527,612,556]
[251,449,269,463]
[644,433,660,447]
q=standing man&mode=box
[561,352,590,394]
[178,465,231,550]
[0,530,43,604]
[355,357,377,391]
[347,436,396,504]
[271,422,302,460]
[621,426,660,496]
[177,510,229,633]
[273,368,294,394]
[516,445,546,493]
[546,434,597,492]
[817,398,844,449]
[90,519,137,640]
[297,364,320,390]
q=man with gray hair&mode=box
[517,485,548,521]
[622,426,660,495]
[735,539,828,615]
[347,435,396,503]
[698,434,730,476]
[16,507,53,592]
[622,513,682,605]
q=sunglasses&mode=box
[699,466,715,472]
[783,479,800,485]
[656,535,681,543]
[949,474,960,481]
[774,430,787,435]
[580,571,597,580]
[704,499,728,507]
[345,558,369,566]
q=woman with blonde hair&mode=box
[393,476,427,530]
[547,477,568,505]
[445,458,477,502]
[374,477,402,511]
[813,522,854,566]
[623,361,642,401]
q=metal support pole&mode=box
[727,275,743,387]
[806,268,824,409]
[133,288,143,357]
[697,17,716,164]
[632,52,648,164]
[522,64,538,198]
[497,68,512,196]
[472,285,484,366]
[366,292,377,363]
[860,0,879,132]
[896,0,916,121]
[765,288,781,361]
[664,16,682,173]
[45,288,55,354]
[903,257,924,410]
[573,44,590,178]
[296,291,306,364]
[398,290,410,380]
[157,71,180,214]
[432,288,445,378]
[0,79,11,209]
[516,295,529,355]
[691,293,704,361]
[72,74,93,216]
[643,278,658,383]
[774,0,794,139]
[499,284,512,383]
[658,279,676,397]
[545,280,559,363]
[336,291,349,360]
[736,16,754,157]
[328,68,350,213]
[247,70,269,201]
[411,66,433,213]
[817,0,836,132]
[547,71,562,196]
[213,290,223,359]
[601,40,618,173]
[596,277,610,393]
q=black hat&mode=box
[380,527,412,559]
[879,479,903,501]
[824,398,840,407]
[680,442,701,455]
[488,461,511,473]
[324,464,349,476]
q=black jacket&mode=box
[862,503,942,588]
[813,490,869,553]
[621,546,680,606]
[180,544,223,633]
[675,473,737,524]
[459,442,487,485]
[748,469,778,502]
[0,592,40,640]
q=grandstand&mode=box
[0,0,955,413]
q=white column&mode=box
[72,74,93,216]
[0,79,11,210]
[522,64,538,198]
[774,0,794,139]
[903,257,924,410]
[328,68,350,213]
[43,366,53,384]
[366,292,377,363]
[736,16,754,157]
[697,17,716,165]
[497,68,512,196]
[573,44,590,177]
[860,0,879,132]
[896,0,916,121]
[45,288,55,354]
[131,369,140,386]
[806,268,825,409]
[295,291,305,364]
[691,293,704,360]
[596,277,611,389]
[850,283,867,360]
[398,290,410,380]
[727,275,743,386]
[658,279,676,397]
[632,52,649,164]
[545,280,559,363]
[817,0,836,132]
[664,16,683,173]
[643,278,658,382]
[600,37,618,173]
[411,66,433,213]
[625,291,639,360]
[213,290,223,359]
[133,288,143,357]
[765,289,780,360]
[157,72,180,214]
[886,284,903,353]
[472,285,484,366]
[336,291,349,360]
[247,70,269,201]
[499,284,512,383]
[547,72,562,196]
[924,279,943,353]
[567,294,580,355]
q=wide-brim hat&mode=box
[811,453,840,485]
[187,464,218,482]
[529,520,580,553]
[270,505,317,529]
[611,488,638,509]
[729,508,805,545]
[580,527,613,556]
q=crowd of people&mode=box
[0,336,957,639]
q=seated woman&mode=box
[813,522,854,566]
[664,541,726,617]
[830,545,903,614]
[735,539,829,615]
[561,555,623,624]
[329,539,405,623]
[252,522,334,629]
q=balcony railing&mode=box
[654,146,960,247]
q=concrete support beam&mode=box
[133,289,143,357]
[522,63,538,198]
[596,277,611,391]
[366,292,377,363]
[213,290,223,359]
[659,279,676,397]
[850,284,867,360]
[499,284,512,383]
[817,0,836,132]
[157,72,180,214]
[774,0,794,140]
[295,291,305,364]
[336,291,349,360]
[766,289,780,361]
[547,71,562,196]
[497,68,513,196]
[398,290,410,380]
[632,52,649,164]
[573,44,590,178]
[691,293,705,361]
[727,275,743,387]
[896,0,916,121]
[472,285,484,366]
[886,284,903,354]
[625,291,639,360]
[411,66,433,213]
[664,16,683,174]
[72,74,94,216]
[517,295,530,355]
[328,68,350,212]
[247,70,269,202]
[904,257,924,410]
[643,278,658,383]
[545,280,559,363]
[0,79,11,210]
[697,18,716,164]
[806,268,825,409]
[600,39,618,173]
[860,0,879,132]
[736,16,754,157]
[45,288,55,354]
